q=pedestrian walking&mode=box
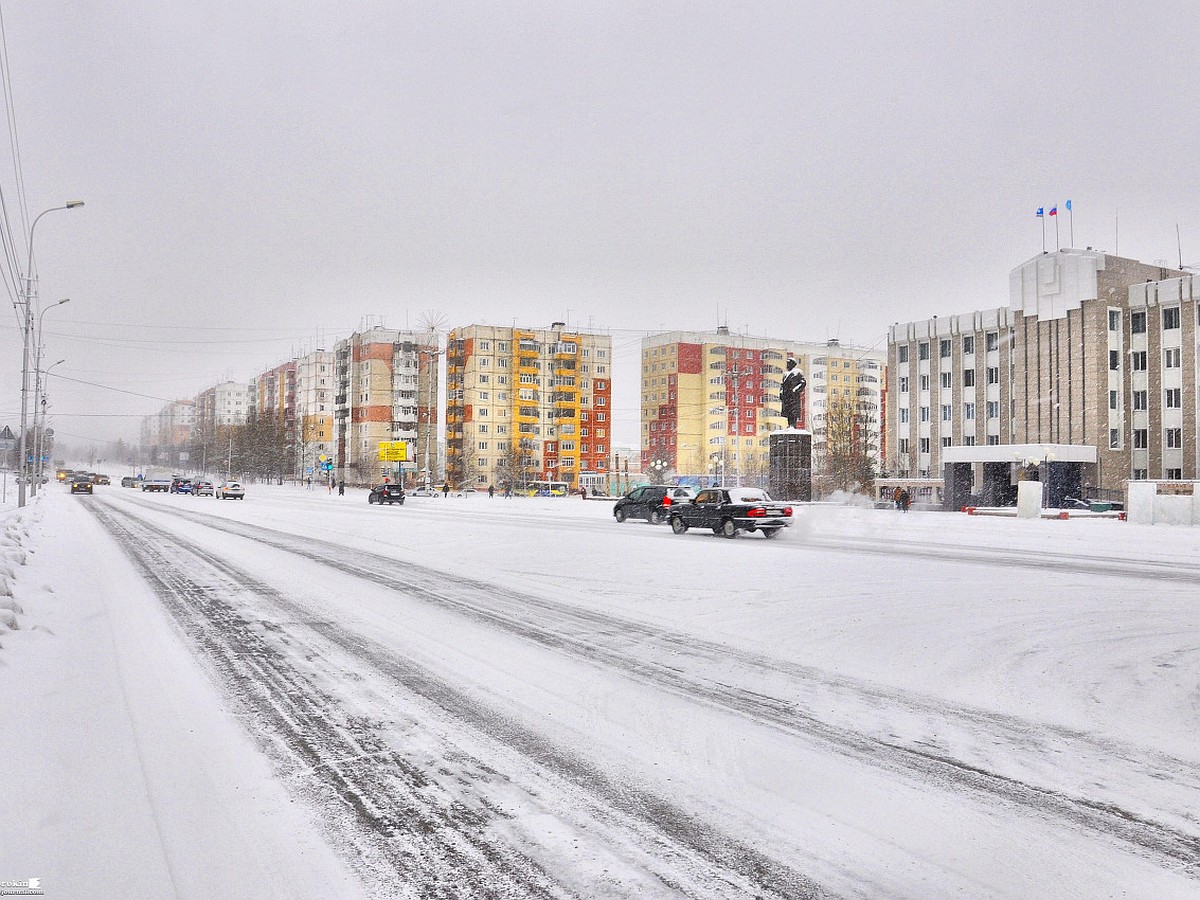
[442,482,450,497]
[338,480,345,496]
[488,485,495,498]
[899,488,911,513]
[892,486,902,510]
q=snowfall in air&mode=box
[1,483,1197,899]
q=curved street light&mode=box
[18,201,84,507]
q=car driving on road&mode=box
[216,481,245,500]
[69,474,93,495]
[193,480,214,496]
[613,485,696,525]
[368,483,406,505]
[667,487,792,539]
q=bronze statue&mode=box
[780,357,806,429]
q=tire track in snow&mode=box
[89,499,825,899]
[114,494,1200,879]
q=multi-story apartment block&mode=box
[295,349,335,474]
[888,250,1190,501]
[191,380,250,471]
[641,328,885,489]
[445,323,613,490]
[140,400,195,468]
[333,327,438,484]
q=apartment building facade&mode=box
[333,327,438,484]
[641,328,885,487]
[295,349,335,475]
[888,250,1193,497]
[445,323,613,490]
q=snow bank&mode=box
[0,501,35,638]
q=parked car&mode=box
[450,488,477,498]
[170,477,193,494]
[410,486,440,497]
[216,481,245,500]
[667,487,792,539]
[69,474,93,495]
[613,485,697,525]
[192,480,214,496]
[368,483,406,505]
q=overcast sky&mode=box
[2,1,1198,453]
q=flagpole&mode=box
[1055,213,1059,251]
[1067,200,1074,247]
[1040,210,1045,252]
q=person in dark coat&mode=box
[899,488,911,512]
[488,485,495,498]
[442,482,449,497]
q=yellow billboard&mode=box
[377,441,409,462]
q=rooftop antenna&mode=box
[1177,223,1184,270]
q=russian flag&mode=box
[1049,206,1057,216]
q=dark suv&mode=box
[613,485,696,525]
[368,483,406,505]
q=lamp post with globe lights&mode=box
[17,201,84,507]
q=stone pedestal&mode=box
[769,429,811,501]
[1016,480,1043,518]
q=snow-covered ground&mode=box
[1,483,1198,898]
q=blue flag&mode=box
[1036,207,1044,217]
[1065,199,1072,211]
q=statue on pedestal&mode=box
[780,357,806,429]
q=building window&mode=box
[940,372,952,388]
[1133,429,1148,449]
[940,339,951,358]
[1165,388,1182,409]
[1133,390,1148,410]
[920,374,930,391]
[898,438,909,454]
[1132,351,1147,371]
[1108,309,1121,331]
[986,401,999,419]
[1110,429,1120,449]
[1166,468,1183,480]
[964,402,975,420]
[942,436,953,447]
[1131,311,1146,334]
[962,335,975,354]
[963,369,975,387]
[919,406,930,423]
[986,435,1000,446]
[1165,347,1181,368]
[1109,390,1119,410]
[919,437,930,454]
[899,408,909,424]
[899,376,909,393]
[986,332,998,351]
[1165,428,1183,448]
[941,404,952,422]
[986,367,999,384]
[962,435,976,446]
[918,342,930,361]
[1109,350,1120,371]
[1132,469,1148,480]
[1163,307,1181,330]
[898,345,909,363]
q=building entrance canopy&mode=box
[942,443,1096,465]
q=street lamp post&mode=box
[17,201,84,507]
[30,298,71,497]
[32,359,66,490]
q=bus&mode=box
[525,480,570,497]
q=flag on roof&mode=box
[1036,207,1044,217]
[1049,206,1057,216]
[1065,199,1072,211]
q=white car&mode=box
[410,487,441,497]
[216,481,245,500]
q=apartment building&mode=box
[140,399,195,468]
[445,323,613,490]
[333,327,438,484]
[295,349,335,473]
[641,328,885,487]
[888,250,1191,499]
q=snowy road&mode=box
[5,486,1199,898]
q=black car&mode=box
[667,487,792,539]
[368,483,406,505]
[69,474,93,495]
[613,485,696,525]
